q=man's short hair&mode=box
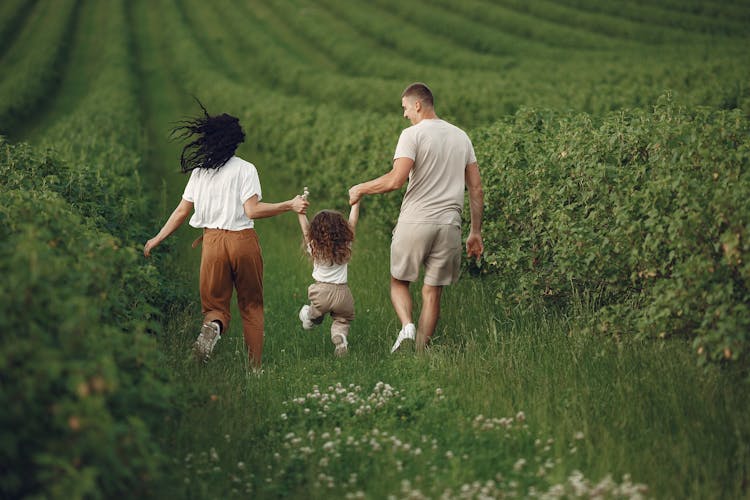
[401,82,434,108]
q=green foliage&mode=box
[476,95,750,366]
[0,1,185,496]
[0,142,174,498]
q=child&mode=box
[297,188,360,356]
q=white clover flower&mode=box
[280,413,288,420]
[513,458,526,471]
[237,461,246,470]
[574,431,585,440]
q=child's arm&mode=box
[298,186,311,243]
[348,200,360,235]
[297,212,310,243]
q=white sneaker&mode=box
[299,305,314,330]
[332,334,348,357]
[390,323,416,353]
[194,322,221,361]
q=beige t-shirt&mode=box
[182,156,262,230]
[393,119,476,226]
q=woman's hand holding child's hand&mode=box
[291,195,309,214]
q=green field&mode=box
[1,0,749,498]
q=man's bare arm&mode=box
[348,157,413,205]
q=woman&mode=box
[144,102,308,370]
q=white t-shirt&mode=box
[182,156,262,230]
[394,119,476,226]
[308,244,348,284]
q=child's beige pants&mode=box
[307,282,355,343]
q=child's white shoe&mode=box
[299,305,314,330]
[332,333,348,357]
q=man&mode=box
[348,82,484,353]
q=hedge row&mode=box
[0,0,179,496]
[475,95,749,366]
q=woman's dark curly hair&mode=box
[308,210,354,265]
[171,99,245,173]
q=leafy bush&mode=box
[476,94,749,366]
[0,141,175,498]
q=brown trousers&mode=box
[200,229,263,366]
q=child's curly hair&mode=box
[308,210,354,265]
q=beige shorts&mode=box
[390,222,462,286]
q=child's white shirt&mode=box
[307,244,348,284]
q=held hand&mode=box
[291,195,309,214]
[466,232,484,260]
[348,185,363,206]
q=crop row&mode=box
[475,99,749,367]
[0,0,80,135]
[555,0,750,37]
[0,0,38,59]
[166,0,750,126]
[1,0,179,497]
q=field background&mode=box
[1,0,749,498]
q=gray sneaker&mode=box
[194,322,221,361]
